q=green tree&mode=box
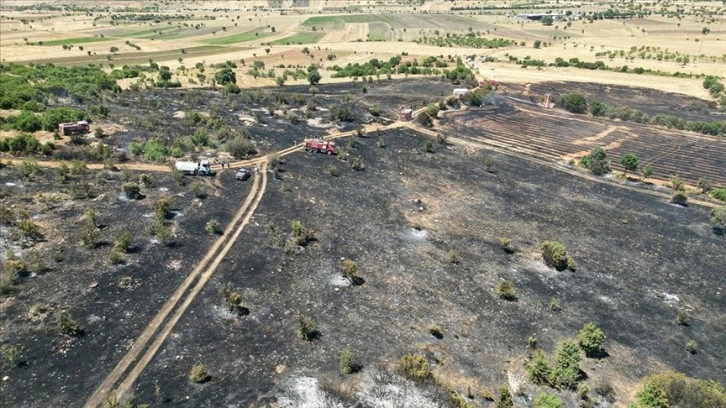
[550,340,582,389]
[307,68,321,85]
[578,322,606,357]
[497,387,513,408]
[579,147,610,175]
[541,16,554,26]
[560,93,587,113]
[618,152,639,178]
[526,349,551,385]
[215,67,236,85]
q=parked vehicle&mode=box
[58,121,90,135]
[235,168,251,180]
[305,139,337,155]
[175,160,214,176]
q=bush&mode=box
[340,258,359,282]
[496,281,516,301]
[109,249,123,265]
[56,311,83,336]
[205,219,220,235]
[424,140,434,153]
[448,249,460,264]
[686,340,698,354]
[18,158,40,179]
[534,393,563,408]
[399,353,429,380]
[526,349,551,385]
[709,188,726,202]
[149,220,172,245]
[189,364,209,383]
[578,322,606,357]
[226,136,257,159]
[296,314,317,341]
[632,371,726,408]
[153,195,173,221]
[122,182,141,200]
[428,324,443,339]
[219,283,243,311]
[497,387,513,408]
[349,156,365,171]
[339,348,357,374]
[671,192,688,206]
[17,219,43,240]
[540,241,573,271]
[675,311,688,326]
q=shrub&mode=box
[671,192,688,206]
[528,336,538,349]
[219,283,243,311]
[349,156,365,171]
[122,182,141,200]
[149,220,172,245]
[189,364,209,383]
[497,387,513,408]
[578,322,606,357]
[324,164,338,177]
[669,175,685,192]
[686,340,698,354]
[709,188,726,202]
[399,353,429,380]
[339,348,357,374]
[710,207,725,233]
[550,340,582,389]
[534,393,563,408]
[540,241,572,271]
[499,237,512,252]
[205,219,220,234]
[448,249,461,264]
[109,249,123,265]
[114,231,132,253]
[340,258,359,282]
[675,311,688,326]
[153,195,173,221]
[296,314,317,341]
[18,158,40,179]
[56,311,83,336]
[428,324,444,339]
[17,219,43,240]
[632,371,726,408]
[526,349,551,385]
[81,221,100,250]
[424,140,434,153]
[496,281,516,301]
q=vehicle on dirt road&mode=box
[235,168,251,180]
[175,160,214,176]
[305,139,337,155]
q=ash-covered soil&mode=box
[2,79,725,407]
[129,129,724,406]
[502,81,726,123]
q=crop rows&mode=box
[443,103,726,187]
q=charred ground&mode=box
[1,78,725,407]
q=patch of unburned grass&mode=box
[40,37,111,46]
[367,22,390,41]
[203,30,275,45]
[268,32,324,45]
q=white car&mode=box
[235,168,251,180]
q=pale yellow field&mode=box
[1,0,724,99]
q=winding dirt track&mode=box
[82,123,404,406]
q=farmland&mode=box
[1,1,726,407]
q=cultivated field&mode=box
[1,1,726,408]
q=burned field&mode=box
[1,79,725,407]
[439,96,726,188]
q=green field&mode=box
[268,32,325,45]
[301,15,383,29]
[367,22,391,41]
[203,30,276,45]
[41,36,111,46]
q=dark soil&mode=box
[2,79,725,407]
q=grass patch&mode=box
[367,22,390,41]
[203,30,275,45]
[268,32,324,45]
[41,37,111,46]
